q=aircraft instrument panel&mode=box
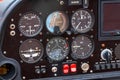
[1,0,120,80]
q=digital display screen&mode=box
[99,0,120,40]
[103,3,120,33]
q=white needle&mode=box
[29,26,32,35]
[21,48,40,53]
[73,46,81,48]
[81,11,83,19]
[76,22,81,30]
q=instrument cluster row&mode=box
[19,35,94,63]
[17,9,95,63]
[18,9,95,37]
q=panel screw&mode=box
[60,1,64,5]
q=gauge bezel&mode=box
[46,37,69,61]
[71,35,95,59]
[46,11,69,35]
[19,39,44,63]
[71,9,95,33]
[18,11,43,37]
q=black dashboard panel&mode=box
[1,0,120,80]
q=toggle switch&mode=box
[63,64,69,74]
[70,64,77,73]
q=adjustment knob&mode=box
[101,49,112,63]
[35,69,41,74]
[41,68,46,74]
[81,63,90,72]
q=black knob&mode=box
[41,68,46,74]
[35,69,41,74]
[101,49,112,63]
[54,26,61,34]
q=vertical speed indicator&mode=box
[71,9,95,33]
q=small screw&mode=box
[60,1,64,5]
[3,51,7,54]
[23,76,26,79]
[11,18,14,22]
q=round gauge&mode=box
[46,11,69,34]
[46,37,69,61]
[71,35,94,59]
[19,12,43,37]
[19,39,43,63]
[71,9,95,33]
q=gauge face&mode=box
[71,35,94,59]
[46,11,69,34]
[19,12,43,37]
[71,9,95,33]
[46,37,69,61]
[19,39,43,63]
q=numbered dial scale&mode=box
[46,37,69,61]
[71,9,95,33]
[71,35,94,59]
[19,39,44,63]
[18,12,43,37]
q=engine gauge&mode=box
[46,11,69,34]
[19,39,44,63]
[19,12,43,37]
[46,37,69,61]
[71,35,94,59]
[71,9,95,33]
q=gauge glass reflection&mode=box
[46,11,69,34]
[71,35,94,59]
[19,12,43,37]
[71,9,95,33]
[19,39,43,63]
[46,37,69,61]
